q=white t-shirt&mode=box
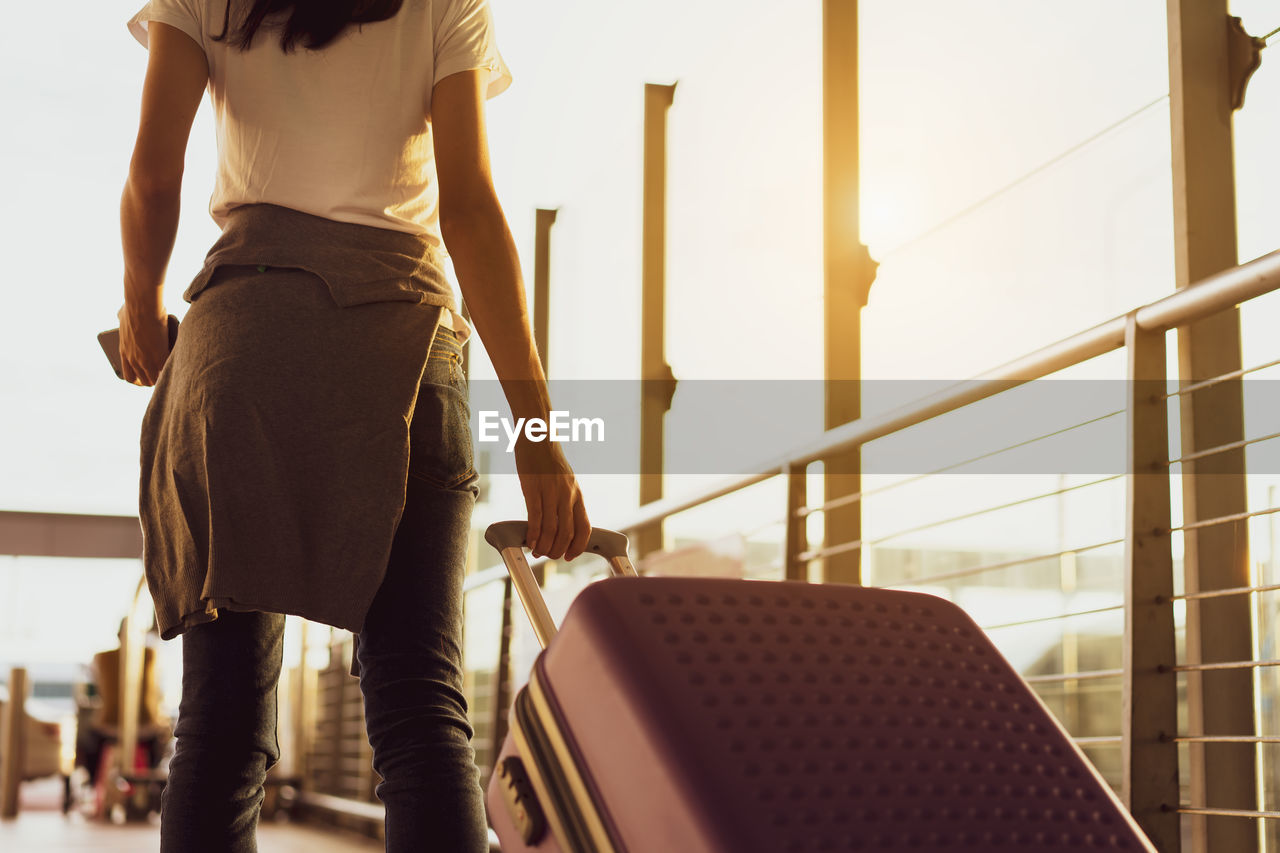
[127,0,511,248]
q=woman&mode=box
[116,1,589,850]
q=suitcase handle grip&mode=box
[485,521,631,562]
[484,521,637,648]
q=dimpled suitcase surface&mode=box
[483,525,1155,853]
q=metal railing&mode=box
[464,249,1280,592]
[464,247,1280,852]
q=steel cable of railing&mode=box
[1177,807,1280,821]
[1072,736,1123,746]
[1167,429,1280,466]
[864,473,1123,551]
[1030,684,1126,697]
[878,95,1170,261]
[796,487,863,518]
[877,537,1125,589]
[1169,582,1280,602]
[799,474,1123,564]
[1170,659,1280,673]
[798,537,865,563]
[799,411,1126,520]
[982,603,1124,632]
[1161,355,1280,399]
[1170,503,1280,534]
[1171,735,1280,744]
[1022,669,1124,685]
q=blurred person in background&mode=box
[117,1,590,850]
[75,620,170,797]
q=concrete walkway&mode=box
[0,778,383,853]
[0,812,384,852]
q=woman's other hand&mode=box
[119,21,208,387]
[118,305,170,386]
[513,438,591,562]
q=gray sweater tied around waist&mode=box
[139,203,456,639]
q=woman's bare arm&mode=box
[431,70,591,561]
[119,22,208,386]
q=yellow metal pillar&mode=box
[533,208,558,374]
[822,0,876,584]
[638,83,678,559]
[118,577,148,786]
[0,667,26,819]
[1167,3,1257,850]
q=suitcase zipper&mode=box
[512,669,620,853]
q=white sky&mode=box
[2,1,1279,664]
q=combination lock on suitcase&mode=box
[482,521,1156,853]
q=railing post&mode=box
[118,577,148,784]
[294,619,315,785]
[1122,315,1181,850]
[533,208,557,374]
[0,667,26,819]
[783,465,809,582]
[1166,2,1258,845]
[638,82,678,560]
[489,576,515,777]
[821,0,875,585]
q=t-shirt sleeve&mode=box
[432,0,513,99]
[127,0,206,52]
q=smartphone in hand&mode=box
[98,315,181,381]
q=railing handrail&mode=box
[0,510,143,559]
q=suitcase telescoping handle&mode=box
[485,521,637,649]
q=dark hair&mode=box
[213,0,406,52]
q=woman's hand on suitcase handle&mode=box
[514,436,591,561]
[431,72,589,561]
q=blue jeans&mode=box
[159,327,487,852]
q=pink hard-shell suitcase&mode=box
[482,521,1156,853]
